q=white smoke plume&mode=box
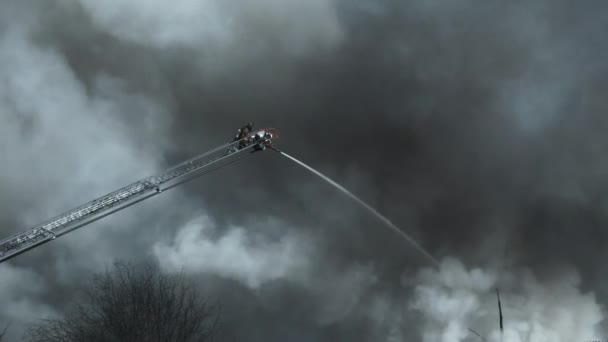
[0,264,57,325]
[1,0,608,341]
[0,8,174,339]
[154,214,379,326]
[409,258,605,342]
[74,0,342,54]
[154,215,312,288]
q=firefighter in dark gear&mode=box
[234,122,254,148]
[228,123,254,153]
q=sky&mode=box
[1,0,608,341]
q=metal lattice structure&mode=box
[0,129,278,263]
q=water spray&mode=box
[272,147,490,341]
[271,147,439,267]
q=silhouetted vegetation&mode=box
[28,261,220,342]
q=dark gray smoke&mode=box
[1,0,607,340]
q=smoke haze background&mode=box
[1,0,608,340]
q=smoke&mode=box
[154,214,379,327]
[0,23,169,218]
[0,264,56,325]
[1,0,608,340]
[410,258,605,342]
[154,215,312,288]
[279,150,439,265]
[75,0,342,65]
[0,3,175,338]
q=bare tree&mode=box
[28,261,220,342]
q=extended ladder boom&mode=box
[0,130,277,263]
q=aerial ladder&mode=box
[0,128,278,264]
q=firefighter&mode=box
[234,122,254,149]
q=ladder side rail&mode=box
[0,144,255,260]
[28,181,150,235]
[156,137,244,175]
[0,189,163,262]
[150,131,264,185]
[150,148,230,185]
[0,183,154,257]
[39,182,149,232]
[152,144,257,189]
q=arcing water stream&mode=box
[277,149,499,339]
[279,151,439,267]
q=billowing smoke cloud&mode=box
[154,214,379,328]
[75,0,342,75]
[0,2,174,338]
[0,264,56,327]
[410,258,604,342]
[79,0,342,46]
[154,215,312,288]
[1,0,608,340]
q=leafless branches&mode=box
[28,261,220,342]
